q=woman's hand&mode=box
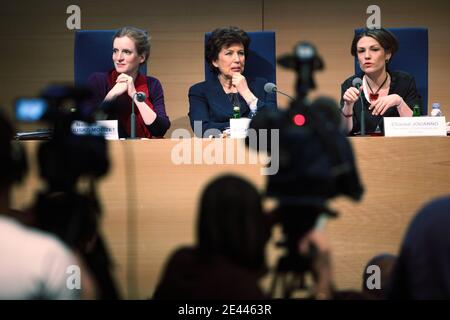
[232,72,258,105]
[231,72,250,95]
[369,94,403,116]
[105,81,128,101]
[116,73,137,99]
[342,87,361,105]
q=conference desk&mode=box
[12,136,450,299]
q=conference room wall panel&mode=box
[1,1,449,129]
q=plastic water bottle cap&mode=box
[430,103,443,116]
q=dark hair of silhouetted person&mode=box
[362,253,397,299]
[387,195,450,300]
[0,112,14,192]
[0,111,28,191]
[197,175,269,271]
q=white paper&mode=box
[71,120,119,140]
[230,118,251,138]
[384,116,447,137]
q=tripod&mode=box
[269,246,315,298]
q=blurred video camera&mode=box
[248,42,364,289]
[277,41,324,100]
[14,84,109,191]
[15,84,98,135]
[16,85,119,297]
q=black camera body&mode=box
[248,43,364,291]
[15,84,109,191]
[277,41,324,100]
[250,96,364,211]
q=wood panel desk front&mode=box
[12,137,450,298]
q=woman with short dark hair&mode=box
[188,26,277,137]
[340,28,422,135]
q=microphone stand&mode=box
[130,92,138,139]
[357,86,367,136]
[276,90,296,101]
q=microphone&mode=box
[352,77,362,89]
[351,77,366,136]
[264,82,295,101]
[130,91,147,139]
[135,92,147,102]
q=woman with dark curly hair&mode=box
[188,26,277,137]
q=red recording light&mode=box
[293,114,306,126]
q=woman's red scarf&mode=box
[107,69,154,138]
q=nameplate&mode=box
[384,116,447,137]
[71,120,119,140]
[230,118,251,138]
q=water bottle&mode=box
[431,102,443,117]
[231,93,241,119]
[412,105,421,117]
[232,105,241,119]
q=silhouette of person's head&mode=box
[34,191,99,253]
[362,253,397,299]
[0,112,27,195]
[388,196,450,299]
[197,175,269,271]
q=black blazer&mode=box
[340,70,423,135]
[188,76,277,137]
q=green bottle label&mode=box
[233,106,240,119]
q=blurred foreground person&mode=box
[362,253,397,299]
[153,175,270,299]
[388,196,450,299]
[153,175,341,300]
[0,111,79,300]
